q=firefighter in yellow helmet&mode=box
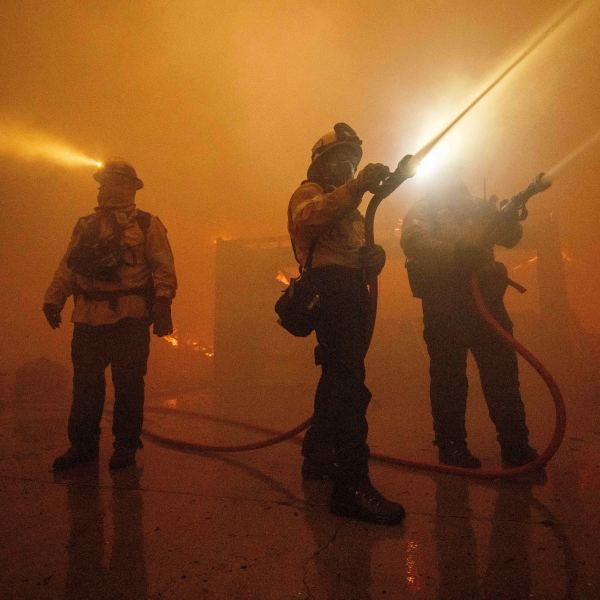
[43,158,177,470]
[288,123,405,524]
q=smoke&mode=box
[0,120,102,168]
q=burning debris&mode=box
[161,330,214,357]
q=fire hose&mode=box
[126,0,589,472]
[143,165,566,479]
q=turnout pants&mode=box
[302,267,371,484]
[68,318,150,451]
[422,293,529,451]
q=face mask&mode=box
[320,160,357,187]
[97,180,137,208]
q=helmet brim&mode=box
[93,170,144,190]
[311,141,363,168]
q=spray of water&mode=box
[0,121,102,168]
[412,0,588,166]
[545,128,600,180]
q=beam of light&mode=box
[545,128,600,180]
[0,121,102,168]
[411,0,588,168]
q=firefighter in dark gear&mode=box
[400,172,537,468]
[288,122,405,524]
[44,158,177,470]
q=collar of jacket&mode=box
[94,204,138,227]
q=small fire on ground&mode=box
[276,270,290,286]
[162,330,214,357]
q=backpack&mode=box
[67,210,151,282]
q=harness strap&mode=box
[73,284,154,311]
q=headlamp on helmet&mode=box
[93,157,144,190]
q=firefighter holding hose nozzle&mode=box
[401,168,540,469]
[44,158,177,471]
[288,122,406,524]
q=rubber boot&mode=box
[109,446,136,470]
[52,446,99,471]
[302,458,335,481]
[501,444,538,467]
[330,478,406,525]
[438,441,482,468]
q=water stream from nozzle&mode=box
[411,0,588,170]
[545,128,600,180]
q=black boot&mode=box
[52,446,98,471]
[501,444,538,467]
[109,446,136,470]
[438,441,482,469]
[330,479,406,524]
[302,458,334,481]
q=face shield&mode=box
[308,144,361,188]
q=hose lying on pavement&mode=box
[143,270,566,479]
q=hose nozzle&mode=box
[534,172,552,192]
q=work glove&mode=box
[496,195,528,222]
[43,303,62,329]
[359,244,386,276]
[151,297,173,337]
[351,163,391,195]
[454,240,489,272]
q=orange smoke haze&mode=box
[1,0,599,377]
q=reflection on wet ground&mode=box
[1,379,599,599]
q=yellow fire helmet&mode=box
[310,122,363,168]
[94,157,144,190]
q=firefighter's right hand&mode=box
[151,297,173,337]
[43,304,62,329]
[353,163,391,194]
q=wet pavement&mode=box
[1,377,599,600]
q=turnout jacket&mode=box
[288,180,364,269]
[400,183,522,299]
[44,206,177,326]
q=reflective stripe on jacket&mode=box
[43,206,177,326]
[288,180,364,269]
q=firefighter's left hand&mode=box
[359,244,386,276]
[497,196,527,222]
[151,297,173,337]
[43,303,62,329]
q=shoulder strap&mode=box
[288,201,318,273]
[135,210,152,235]
[304,239,318,270]
[290,236,318,273]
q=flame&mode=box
[561,250,573,263]
[276,270,290,286]
[161,329,214,357]
[513,255,538,271]
[213,235,234,244]
[405,540,421,590]
[163,334,179,347]
[0,120,102,168]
